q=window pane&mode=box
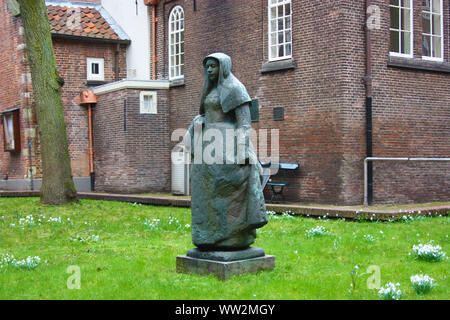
[432,14,441,35]
[422,35,431,56]
[180,42,184,53]
[278,45,284,57]
[92,63,99,75]
[401,31,411,54]
[270,46,277,59]
[285,30,292,42]
[270,32,277,45]
[270,19,277,32]
[181,31,184,42]
[278,31,284,44]
[432,0,441,13]
[422,0,431,11]
[285,16,291,29]
[285,43,292,56]
[270,7,277,19]
[285,3,291,16]
[390,7,399,29]
[278,18,284,31]
[432,36,442,57]
[270,0,277,5]
[277,5,283,17]
[401,9,410,30]
[422,12,431,34]
[390,30,400,52]
[390,0,399,5]
[401,0,410,8]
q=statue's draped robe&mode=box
[187,53,267,249]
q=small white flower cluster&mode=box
[363,234,376,243]
[19,215,35,227]
[143,216,190,231]
[0,254,41,270]
[411,242,446,262]
[143,218,161,230]
[410,274,437,294]
[378,282,402,300]
[70,234,99,243]
[14,215,68,227]
[47,216,63,224]
[305,225,328,237]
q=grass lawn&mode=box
[0,197,448,300]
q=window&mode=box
[87,57,104,81]
[389,0,413,57]
[268,0,292,61]
[140,91,157,114]
[422,0,443,61]
[168,6,185,80]
[2,108,21,152]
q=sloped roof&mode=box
[47,3,130,43]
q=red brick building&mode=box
[145,0,449,205]
[0,0,129,191]
[1,0,449,205]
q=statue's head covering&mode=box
[200,52,251,115]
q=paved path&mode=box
[1,190,448,221]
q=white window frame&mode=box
[168,6,185,80]
[268,0,293,62]
[87,57,105,81]
[389,0,414,58]
[140,91,157,114]
[422,0,444,62]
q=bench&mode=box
[260,162,299,203]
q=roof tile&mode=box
[47,5,122,41]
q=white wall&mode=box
[102,0,150,80]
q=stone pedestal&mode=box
[176,247,275,280]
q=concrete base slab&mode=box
[186,247,265,262]
[176,254,275,280]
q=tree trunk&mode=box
[18,0,77,205]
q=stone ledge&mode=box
[260,58,296,73]
[176,255,275,280]
[388,56,450,73]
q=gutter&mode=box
[51,33,131,45]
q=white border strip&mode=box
[92,80,170,95]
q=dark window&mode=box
[2,108,21,152]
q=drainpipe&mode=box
[77,90,98,191]
[144,0,161,80]
[364,0,374,205]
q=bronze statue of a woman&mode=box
[187,53,267,252]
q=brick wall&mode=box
[93,88,171,193]
[339,0,450,204]
[0,1,35,180]
[0,0,128,183]
[53,38,127,178]
[152,0,449,205]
